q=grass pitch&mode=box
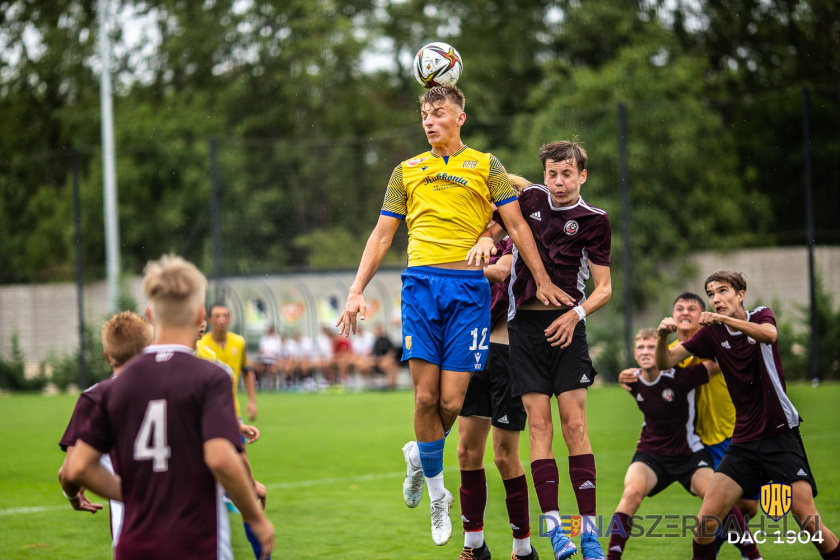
[0,382,838,559]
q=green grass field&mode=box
[1,383,838,559]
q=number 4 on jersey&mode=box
[134,399,171,472]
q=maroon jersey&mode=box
[489,237,514,330]
[59,376,116,452]
[498,186,611,315]
[628,366,709,456]
[681,307,799,443]
[78,345,242,560]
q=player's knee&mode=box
[622,484,645,507]
[699,514,721,538]
[458,442,483,469]
[528,416,552,440]
[493,446,519,475]
[438,395,463,420]
[414,389,439,413]
[560,418,586,444]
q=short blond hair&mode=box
[142,254,207,328]
[102,311,153,367]
[635,328,657,341]
[506,173,533,195]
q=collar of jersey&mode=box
[547,192,584,212]
[143,344,195,355]
[638,370,668,386]
[430,145,468,159]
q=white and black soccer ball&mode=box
[413,42,463,88]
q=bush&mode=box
[48,324,112,391]
[0,332,47,391]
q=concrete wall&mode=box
[1,247,838,369]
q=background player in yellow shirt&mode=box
[338,85,570,547]
[198,303,259,421]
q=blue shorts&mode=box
[705,438,732,470]
[400,266,490,372]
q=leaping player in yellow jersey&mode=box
[337,85,573,547]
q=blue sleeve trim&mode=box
[496,196,517,207]
[381,210,405,220]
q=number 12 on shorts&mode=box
[134,399,171,472]
[469,327,489,351]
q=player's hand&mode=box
[248,516,275,560]
[253,480,267,510]
[466,237,497,267]
[617,368,640,390]
[70,489,103,514]
[239,423,260,444]
[246,401,258,422]
[657,317,678,337]
[699,312,725,326]
[545,309,579,348]
[535,280,575,308]
[336,292,366,336]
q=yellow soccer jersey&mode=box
[197,332,249,417]
[673,340,736,446]
[381,146,517,267]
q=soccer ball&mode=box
[413,42,463,88]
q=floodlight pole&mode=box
[617,103,633,365]
[802,87,819,383]
[98,0,121,312]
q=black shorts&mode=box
[460,343,527,431]
[632,449,714,497]
[508,309,596,397]
[717,428,818,499]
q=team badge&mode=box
[661,388,675,402]
[747,336,756,345]
[564,220,579,236]
[405,335,412,351]
[462,160,478,168]
[760,483,792,521]
[407,157,428,167]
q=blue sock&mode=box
[244,521,270,560]
[417,438,445,478]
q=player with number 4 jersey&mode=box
[66,255,274,560]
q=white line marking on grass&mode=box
[0,505,66,517]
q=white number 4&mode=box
[469,328,489,351]
[133,399,171,472]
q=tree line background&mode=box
[0,0,838,384]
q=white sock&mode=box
[426,472,446,502]
[544,510,560,532]
[464,530,484,548]
[409,442,421,468]
[513,536,532,556]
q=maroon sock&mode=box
[606,511,631,559]
[693,540,717,560]
[503,474,531,539]
[459,469,487,533]
[531,458,559,513]
[569,453,597,516]
[726,506,761,559]
[822,543,840,560]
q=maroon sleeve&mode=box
[77,387,115,454]
[201,369,244,452]
[586,214,611,266]
[681,326,715,361]
[677,364,710,390]
[59,392,97,451]
[753,307,776,326]
[499,237,514,256]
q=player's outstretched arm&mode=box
[337,215,400,336]
[205,439,274,559]
[699,312,777,344]
[496,200,573,307]
[58,448,104,514]
[64,440,123,502]
[654,318,689,369]
[545,262,611,348]
[617,368,640,391]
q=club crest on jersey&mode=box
[462,160,478,168]
[661,388,675,402]
[747,336,756,345]
[407,157,428,167]
[564,220,579,236]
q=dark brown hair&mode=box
[419,85,465,112]
[539,137,587,171]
